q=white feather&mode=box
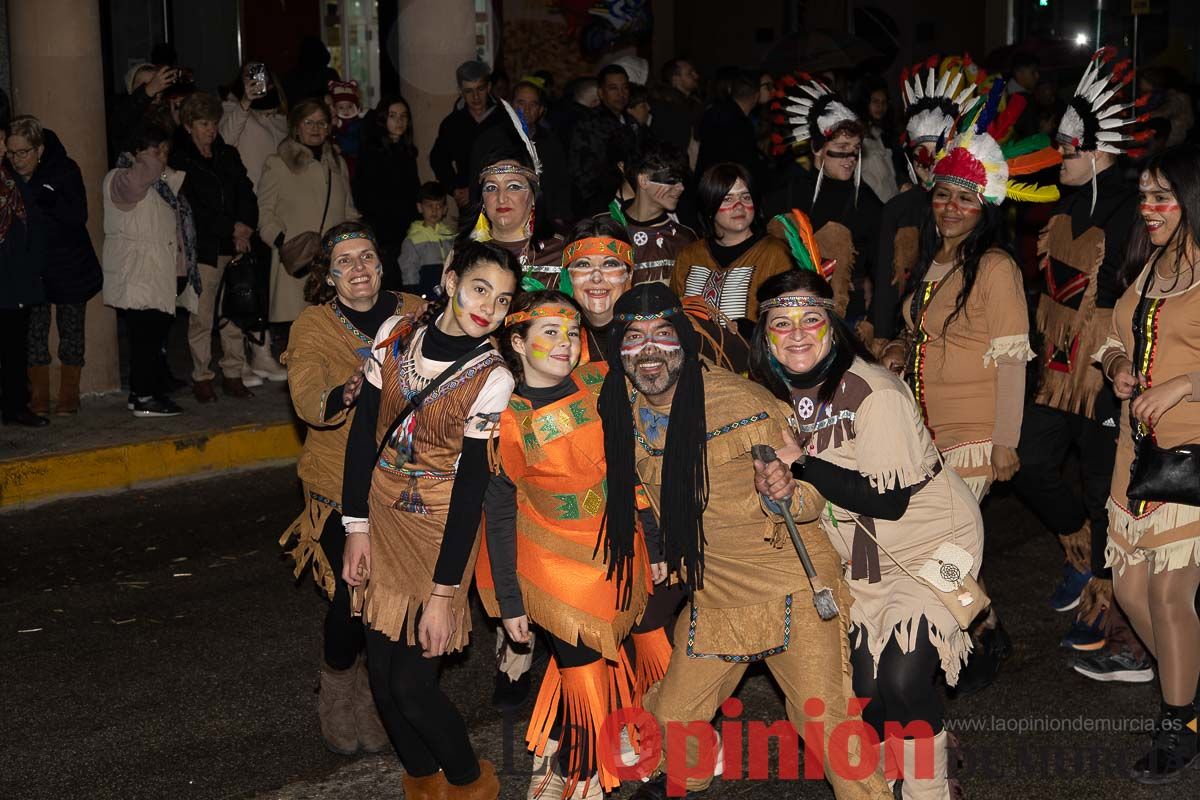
[499,99,542,176]
[935,69,952,98]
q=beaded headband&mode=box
[478,163,539,185]
[614,307,680,322]
[325,230,375,254]
[504,305,581,328]
[758,296,836,312]
[562,236,636,268]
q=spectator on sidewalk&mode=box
[170,93,258,403]
[0,114,49,427]
[258,100,359,332]
[650,58,702,155]
[353,94,420,288]
[109,63,177,164]
[102,121,195,418]
[397,182,454,295]
[430,60,501,209]
[5,116,102,417]
[569,64,639,216]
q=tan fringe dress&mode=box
[900,251,1034,499]
[1095,258,1200,574]
[361,322,515,649]
[791,359,985,685]
[279,292,421,597]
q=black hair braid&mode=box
[597,330,638,610]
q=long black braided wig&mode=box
[597,284,710,599]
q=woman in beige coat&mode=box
[258,99,358,325]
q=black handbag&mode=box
[1124,263,1200,506]
[216,251,268,345]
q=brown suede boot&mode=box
[317,662,360,755]
[353,655,390,754]
[403,771,451,800]
[445,760,499,800]
[56,365,82,415]
[28,366,50,415]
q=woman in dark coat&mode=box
[351,94,420,290]
[6,116,101,415]
[0,119,49,427]
[169,93,259,403]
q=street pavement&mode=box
[2,466,1193,799]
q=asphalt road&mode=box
[1,467,1193,799]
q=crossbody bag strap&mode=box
[317,163,333,236]
[373,340,493,464]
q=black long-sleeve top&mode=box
[482,376,662,619]
[342,322,495,586]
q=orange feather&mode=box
[1007,148,1063,176]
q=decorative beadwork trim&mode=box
[685,594,793,662]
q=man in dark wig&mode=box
[600,284,891,800]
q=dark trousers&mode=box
[317,513,365,670]
[365,624,481,785]
[1012,399,1118,574]
[0,307,32,418]
[28,302,87,366]
[121,308,175,399]
[850,617,945,739]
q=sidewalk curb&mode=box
[0,421,302,510]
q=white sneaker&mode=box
[240,366,264,388]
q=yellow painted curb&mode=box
[0,422,302,509]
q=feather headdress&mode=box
[1057,48,1150,155]
[929,78,1061,205]
[770,74,861,203]
[901,54,985,147]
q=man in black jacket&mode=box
[695,70,764,188]
[569,64,639,217]
[170,93,258,403]
[430,61,502,209]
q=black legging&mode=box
[849,617,945,741]
[317,513,364,671]
[365,622,481,785]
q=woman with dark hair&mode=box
[339,241,521,800]
[101,120,195,419]
[280,220,423,756]
[851,75,901,204]
[353,95,420,287]
[221,60,289,191]
[1094,147,1200,783]
[477,289,667,799]
[455,143,564,288]
[751,268,985,798]
[670,162,793,335]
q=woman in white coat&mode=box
[101,121,199,418]
[258,99,358,330]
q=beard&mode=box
[623,346,685,398]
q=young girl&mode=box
[340,241,522,800]
[478,289,670,798]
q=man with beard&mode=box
[599,284,891,800]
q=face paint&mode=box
[768,310,828,348]
[620,329,681,357]
[718,196,754,213]
[529,336,554,359]
[1140,202,1180,214]
[330,267,344,278]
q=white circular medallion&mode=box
[798,397,815,419]
[633,231,649,246]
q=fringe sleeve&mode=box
[981,251,1035,367]
[854,389,936,491]
[286,311,352,427]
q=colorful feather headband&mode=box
[562,237,636,268]
[504,305,580,327]
[1057,47,1150,155]
[324,230,375,253]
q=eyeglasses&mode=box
[301,119,330,130]
[7,146,36,159]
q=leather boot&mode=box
[317,662,359,755]
[444,760,499,800]
[899,732,950,799]
[56,365,82,415]
[352,655,389,754]
[221,376,254,398]
[403,771,451,800]
[193,379,218,403]
[249,336,288,381]
[28,365,50,415]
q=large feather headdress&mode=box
[1057,47,1150,155]
[929,78,1062,205]
[901,54,985,147]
